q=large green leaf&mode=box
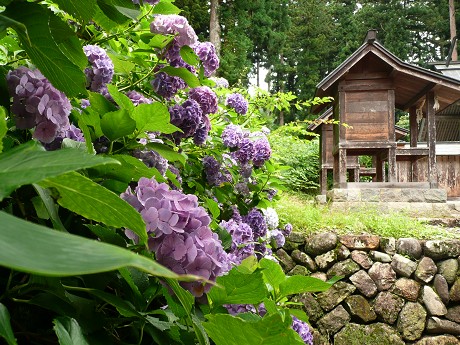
[53,0,95,23]
[152,2,181,15]
[259,258,286,291]
[132,103,179,134]
[279,276,333,299]
[0,303,17,345]
[39,171,147,244]
[159,66,200,88]
[53,317,90,345]
[106,84,134,113]
[0,141,119,201]
[33,184,67,232]
[101,109,137,141]
[0,211,176,278]
[204,313,304,345]
[145,142,186,165]
[207,267,268,306]
[2,2,87,97]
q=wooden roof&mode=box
[313,31,460,114]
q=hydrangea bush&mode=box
[0,1,332,344]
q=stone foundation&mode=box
[278,232,460,344]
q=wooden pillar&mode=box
[376,154,384,182]
[320,168,327,195]
[388,147,397,182]
[426,91,437,187]
[333,149,347,188]
[409,106,418,148]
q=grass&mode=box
[275,191,460,240]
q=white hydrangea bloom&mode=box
[262,207,279,230]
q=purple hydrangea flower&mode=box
[126,90,153,106]
[81,99,90,109]
[224,304,256,315]
[150,15,198,47]
[193,114,211,145]
[238,162,253,178]
[291,316,313,345]
[188,86,218,115]
[83,45,114,92]
[282,223,293,237]
[151,70,186,99]
[265,188,278,201]
[234,138,254,164]
[193,42,219,77]
[210,77,229,88]
[243,208,268,239]
[262,207,279,230]
[269,229,285,249]
[6,67,71,143]
[226,93,249,115]
[252,137,271,167]
[164,39,196,72]
[220,218,254,266]
[221,124,244,148]
[44,124,85,151]
[132,149,169,175]
[132,0,159,5]
[169,99,202,141]
[235,181,250,195]
[203,156,231,186]
[121,177,230,297]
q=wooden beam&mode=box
[401,82,436,110]
[409,106,418,147]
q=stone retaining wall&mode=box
[278,232,460,344]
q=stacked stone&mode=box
[277,232,460,345]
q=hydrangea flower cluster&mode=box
[226,93,249,115]
[132,149,168,175]
[6,67,72,143]
[164,39,195,72]
[168,98,208,144]
[188,86,218,115]
[203,156,231,186]
[44,124,85,151]
[221,124,272,168]
[150,15,198,47]
[121,177,229,297]
[151,69,186,100]
[210,77,229,88]
[243,208,268,239]
[193,42,219,77]
[126,90,152,106]
[292,316,314,345]
[132,0,159,5]
[262,207,279,230]
[219,218,254,266]
[83,45,114,92]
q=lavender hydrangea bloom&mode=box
[265,188,278,201]
[282,223,293,237]
[150,15,198,47]
[132,0,159,5]
[83,45,114,92]
[151,70,186,99]
[234,138,254,164]
[193,42,219,77]
[291,316,313,345]
[121,177,229,297]
[220,219,254,266]
[226,93,249,115]
[224,304,256,315]
[210,77,229,88]
[44,124,85,151]
[132,149,168,175]
[164,39,196,72]
[221,124,244,148]
[243,208,268,239]
[193,114,211,145]
[126,90,152,106]
[269,229,285,249]
[188,86,218,115]
[203,156,231,186]
[171,99,202,138]
[6,67,71,143]
[252,137,271,167]
[235,182,250,195]
[238,162,253,178]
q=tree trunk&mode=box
[210,0,221,58]
[450,0,457,61]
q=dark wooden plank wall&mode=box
[397,156,460,197]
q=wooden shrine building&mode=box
[312,30,460,203]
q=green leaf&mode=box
[0,141,119,201]
[146,142,186,165]
[39,171,148,244]
[0,106,7,153]
[208,267,268,306]
[159,66,200,88]
[180,45,199,66]
[164,278,194,315]
[79,288,141,317]
[106,84,134,113]
[33,184,67,232]
[0,303,17,345]
[53,0,95,23]
[53,317,90,345]
[203,313,304,345]
[3,2,87,97]
[101,109,137,141]
[132,103,179,134]
[279,276,333,299]
[49,15,88,70]
[152,2,181,15]
[205,198,220,219]
[96,0,131,25]
[88,91,118,114]
[0,211,176,278]
[191,314,210,345]
[86,224,126,247]
[259,258,286,291]
[107,53,135,75]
